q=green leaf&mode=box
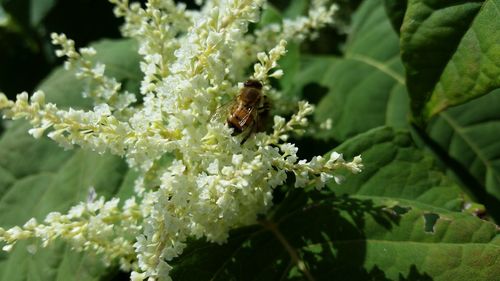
[0,39,140,281]
[329,127,466,212]
[171,127,499,281]
[37,39,141,108]
[287,0,409,142]
[282,0,308,18]
[424,88,500,222]
[0,149,126,281]
[400,0,500,121]
[257,4,281,27]
[400,0,482,119]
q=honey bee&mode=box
[214,79,270,144]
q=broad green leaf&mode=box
[423,0,500,119]
[171,127,499,281]
[400,0,500,121]
[425,88,500,222]
[287,0,409,142]
[0,39,140,281]
[329,127,466,212]
[0,150,126,281]
[400,0,482,119]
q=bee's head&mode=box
[244,79,263,89]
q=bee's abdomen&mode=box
[227,116,243,135]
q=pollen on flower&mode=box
[0,1,361,280]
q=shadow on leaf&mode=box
[170,189,434,281]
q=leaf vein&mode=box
[345,54,405,85]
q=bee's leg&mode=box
[228,119,243,136]
[259,97,271,114]
[240,122,256,144]
[256,98,271,132]
[231,126,243,136]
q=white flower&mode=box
[131,271,146,281]
[2,244,13,252]
[0,1,361,280]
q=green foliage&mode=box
[329,127,465,212]
[425,89,500,220]
[0,39,140,280]
[39,39,142,107]
[0,149,124,281]
[170,0,500,279]
[285,0,409,142]
[1,0,500,280]
[398,0,500,223]
[0,0,122,99]
[170,128,500,281]
[421,0,500,119]
[400,0,500,122]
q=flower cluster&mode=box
[0,0,362,280]
[0,196,141,269]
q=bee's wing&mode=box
[239,109,260,144]
[238,106,257,127]
[211,98,237,122]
